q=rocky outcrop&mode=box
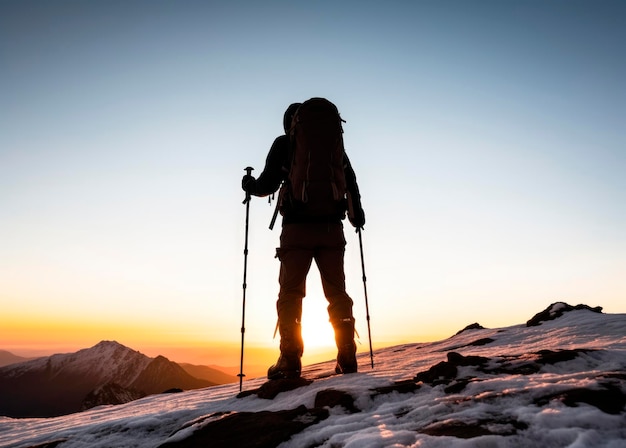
[526,302,603,326]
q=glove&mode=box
[241,174,256,194]
[347,191,365,229]
[349,206,365,230]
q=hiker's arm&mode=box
[344,153,365,228]
[344,154,361,198]
[244,136,287,197]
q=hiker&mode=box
[242,98,365,380]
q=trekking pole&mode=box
[238,166,254,391]
[357,228,374,369]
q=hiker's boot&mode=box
[333,317,357,374]
[268,319,303,380]
[267,353,301,380]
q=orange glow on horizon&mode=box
[1,305,450,377]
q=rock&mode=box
[22,440,68,448]
[371,380,420,397]
[526,302,602,327]
[535,382,626,415]
[314,389,360,413]
[421,417,528,438]
[455,323,485,335]
[237,377,313,400]
[81,382,145,411]
[159,406,329,448]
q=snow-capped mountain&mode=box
[0,341,215,418]
[0,302,624,448]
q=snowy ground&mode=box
[0,304,625,448]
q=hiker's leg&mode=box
[312,223,353,321]
[313,223,357,374]
[269,224,313,379]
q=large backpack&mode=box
[282,98,347,218]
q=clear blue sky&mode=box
[1,0,624,366]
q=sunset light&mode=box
[1,1,624,380]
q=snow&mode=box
[1,341,151,386]
[0,307,624,448]
[550,302,569,314]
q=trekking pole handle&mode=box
[243,167,254,204]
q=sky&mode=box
[1,0,625,369]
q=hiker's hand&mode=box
[241,174,256,194]
[349,206,365,230]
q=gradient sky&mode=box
[1,1,624,369]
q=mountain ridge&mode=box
[0,341,230,418]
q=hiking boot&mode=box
[333,317,358,375]
[267,316,303,380]
[335,341,357,374]
[267,354,302,380]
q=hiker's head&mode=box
[283,103,302,133]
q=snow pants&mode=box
[276,222,355,350]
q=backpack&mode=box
[281,98,348,218]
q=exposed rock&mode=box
[441,337,495,352]
[468,337,495,346]
[535,382,626,415]
[421,417,528,438]
[81,382,145,411]
[158,405,329,448]
[444,378,476,394]
[371,379,420,397]
[314,389,360,413]
[23,440,68,448]
[162,388,184,394]
[446,352,490,367]
[414,352,490,386]
[237,377,313,400]
[535,349,591,365]
[488,349,594,376]
[415,350,593,388]
[414,360,458,385]
[455,322,485,335]
[526,302,602,327]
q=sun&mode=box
[300,297,336,351]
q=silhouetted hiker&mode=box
[242,98,365,379]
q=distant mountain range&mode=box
[0,341,237,418]
[0,350,33,367]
